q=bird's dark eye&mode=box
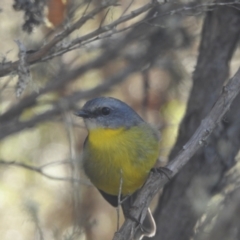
[101,107,111,115]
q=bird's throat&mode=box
[88,127,126,148]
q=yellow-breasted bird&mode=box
[75,97,160,239]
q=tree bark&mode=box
[152,2,240,240]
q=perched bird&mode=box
[75,97,160,239]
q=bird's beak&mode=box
[74,110,90,118]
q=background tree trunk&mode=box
[152,2,240,240]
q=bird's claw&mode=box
[151,167,172,181]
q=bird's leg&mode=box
[151,167,173,181]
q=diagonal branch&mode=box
[113,67,240,239]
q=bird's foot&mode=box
[151,167,172,181]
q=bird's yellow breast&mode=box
[83,125,159,196]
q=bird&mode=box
[75,97,160,239]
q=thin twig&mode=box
[1,0,238,76]
[117,169,123,231]
[0,159,90,185]
[41,1,154,62]
[99,8,111,28]
[0,0,118,77]
[0,64,139,139]
[141,69,149,118]
[42,1,240,62]
[63,112,81,229]
[15,40,31,97]
[121,0,135,17]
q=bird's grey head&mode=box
[75,97,144,129]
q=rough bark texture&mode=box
[206,188,240,240]
[152,2,240,240]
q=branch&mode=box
[0,0,118,77]
[1,1,239,78]
[113,67,240,239]
[0,159,90,185]
[42,1,154,61]
[0,64,137,139]
[0,1,158,75]
[0,37,128,124]
[44,1,240,61]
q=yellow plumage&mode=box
[83,124,159,196]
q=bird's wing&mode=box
[98,189,120,207]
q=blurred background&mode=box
[1,0,240,240]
